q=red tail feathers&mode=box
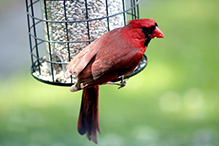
[77,85,101,144]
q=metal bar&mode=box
[63,1,71,62]
[30,0,41,74]
[28,32,95,43]
[126,11,138,18]
[122,0,127,25]
[84,0,91,44]
[136,0,140,19]
[105,0,110,31]
[130,0,134,20]
[27,0,39,8]
[63,0,72,83]
[133,0,136,19]
[25,0,34,69]
[43,0,54,82]
[31,41,44,52]
[30,53,68,65]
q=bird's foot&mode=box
[107,75,126,89]
[70,84,79,92]
[69,82,82,92]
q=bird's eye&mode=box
[150,25,156,31]
[142,25,157,35]
[142,27,149,33]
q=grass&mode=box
[1,0,219,145]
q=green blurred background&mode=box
[0,0,219,145]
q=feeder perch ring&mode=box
[31,54,147,86]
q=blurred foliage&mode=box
[0,0,219,145]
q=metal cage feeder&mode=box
[25,0,147,86]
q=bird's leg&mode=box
[118,75,126,89]
[107,75,126,89]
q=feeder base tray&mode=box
[31,54,148,86]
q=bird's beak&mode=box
[150,26,164,38]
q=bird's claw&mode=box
[118,80,126,89]
[107,75,127,89]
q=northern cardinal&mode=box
[65,19,164,144]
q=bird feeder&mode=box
[25,0,147,86]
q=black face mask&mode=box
[141,23,158,47]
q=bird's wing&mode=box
[66,28,122,77]
[91,46,142,81]
[65,37,102,77]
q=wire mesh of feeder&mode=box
[25,0,147,86]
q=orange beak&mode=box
[150,26,164,38]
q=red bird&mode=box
[65,19,164,144]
